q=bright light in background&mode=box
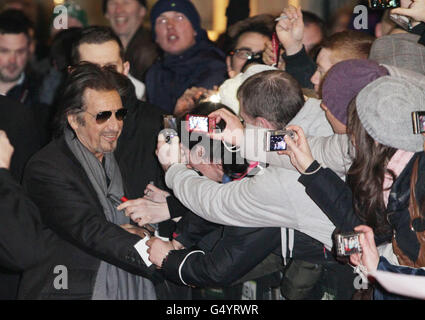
[289,0,301,7]
[209,0,229,41]
[208,93,221,104]
[53,0,65,5]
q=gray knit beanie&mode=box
[356,76,425,152]
[369,33,425,76]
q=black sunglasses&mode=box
[85,108,128,124]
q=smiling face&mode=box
[154,11,197,55]
[105,0,146,45]
[68,88,124,161]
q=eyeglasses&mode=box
[84,108,128,124]
[229,49,264,61]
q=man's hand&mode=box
[392,0,425,24]
[120,224,150,239]
[156,134,185,172]
[147,237,175,268]
[263,40,286,69]
[279,125,315,173]
[350,225,380,273]
[143,183,170,203]
[174,87,208,117]
[276,6,304,56]
[0,130,14,169]
[208,108,244,147]
[118,198,171,225]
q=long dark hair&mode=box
[346,99,397,236]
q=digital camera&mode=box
[186,114,216,134]
[162,115,178,143]
[335,232,362,256]
[412,111,425,134]
[264,130,295,152]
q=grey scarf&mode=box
[64,129,156,300]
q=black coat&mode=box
[19,137,156,299]
[0,95,42,299]
[146,40,227,114]
[114,92,165,199]
[162,210,282,287]
[0,95,41,182]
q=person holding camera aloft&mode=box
[392,0,425,44]
[281,76,425,299]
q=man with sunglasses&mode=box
[71,26,166,218]
[18,64,160,300]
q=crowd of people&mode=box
[0,0,425,300]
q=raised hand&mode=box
[279,125,315,174]
[275,6,304,56]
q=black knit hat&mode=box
[102,0,147,14]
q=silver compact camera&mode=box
[335,232,362,256]
[264,130,295,152]
[162,115,178,143]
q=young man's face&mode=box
[226,32,269,78]
[310,48,334,95]
[0,33,30,83]
[155,11,196,56]
[68,88,124,162]
[105,0,146,40]
[303,23,323,53]
[77,40,130,76]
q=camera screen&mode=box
[342,235,360,255]
[189,116,209,133]
[368,0,400,8]
[420,115,425,133]
[270,134,287,151]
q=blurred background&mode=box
[0,0,359,43]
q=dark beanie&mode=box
[103,0,147,14]
[322,59,389,126]
[150,0,202,41]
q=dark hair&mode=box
[227,14,275,53]
[0,9,32,40]
[178,101,249,178]
[71,26,125,66]
[53,62,130,136]
[237,70,304,128]
[50,28,82,71]
[102,0,146,14]
[346,99,396,237]
[302,10,326,35]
